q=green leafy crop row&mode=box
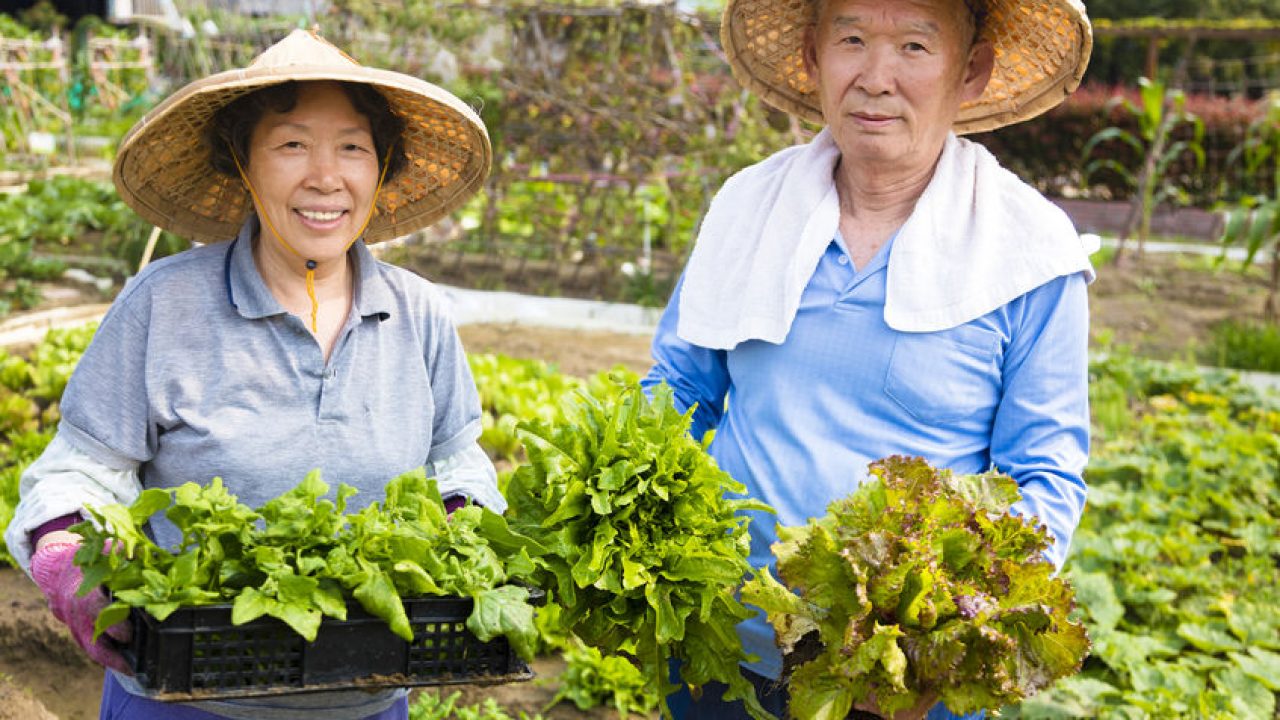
[0,176,186,285]
[470,353,585,463]
[0,323,95,566]
[1008,349,1280,718]
[469,352,639,472]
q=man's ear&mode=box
[961,39,995,103]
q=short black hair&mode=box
[205,80,407,182]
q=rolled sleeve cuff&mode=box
[57,419,145,472]
[427,419,482,466]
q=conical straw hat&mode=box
[720,0,1093,134]
[113,29,491,243]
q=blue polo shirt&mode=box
[643,233,1090,683]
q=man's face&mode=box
[804,0,992,172]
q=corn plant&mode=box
[1082,77,1206,263]
[1218,93,1280,321]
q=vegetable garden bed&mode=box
[1,318,1279,719]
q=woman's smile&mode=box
[294,207,350,230]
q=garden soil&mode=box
[0,249,1272,720]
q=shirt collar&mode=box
[225,217,394,322]
[225,217,280,320]
[349,240,394,321]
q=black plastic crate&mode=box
[122,594,533,701]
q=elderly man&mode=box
[642,0,1094,718]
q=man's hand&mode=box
[30,538,132,674]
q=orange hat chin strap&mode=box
[230,143,395,332]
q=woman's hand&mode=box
[30,536,132,673]
[853,690,939,720]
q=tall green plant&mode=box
[1217,93,1280,321]
[1082,77,1206,262]
[504,382,775,720]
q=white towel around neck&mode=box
[676,129,1096,350]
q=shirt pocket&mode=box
[883,326,1002,425]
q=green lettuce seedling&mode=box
[73,470,539,658]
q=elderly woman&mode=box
[5,30,500,720]
[644,0,1094,718]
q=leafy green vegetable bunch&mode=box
[72,469,539,658]
[742,456,1089,719]
[504,381,775,720]
[550,642,658,718]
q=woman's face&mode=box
[244,81,379,264]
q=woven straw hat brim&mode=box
[721,0,1093,134]
[114,48,491,244]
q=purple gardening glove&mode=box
[444,494,469,515]
[30,541,132,673]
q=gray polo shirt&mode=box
[60,219,483,548]
[56,219,486,718]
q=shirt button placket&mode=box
[317,364,338,421]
